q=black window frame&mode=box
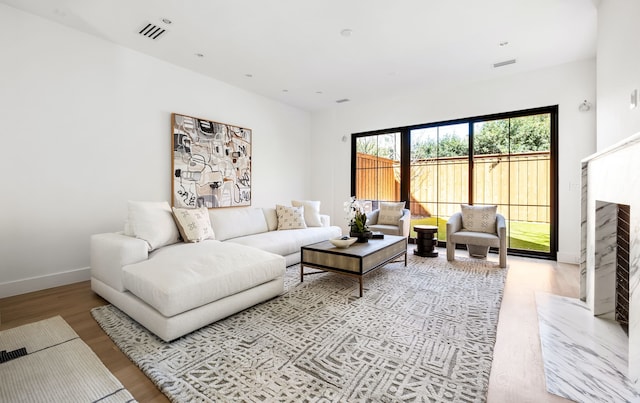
[351,105,558,260]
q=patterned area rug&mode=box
[92,253,506,402]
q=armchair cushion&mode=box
[378,202,406,225]
[449,231,499,247]
[460,204,497,234]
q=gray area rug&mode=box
[0,316,135,402]
[92,253,506,402]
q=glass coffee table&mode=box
[300,235,407,297]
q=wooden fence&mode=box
[356,151,550,223]
[355,153,400,202]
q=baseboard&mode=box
[0,267,91,299]
[556,251,579,265]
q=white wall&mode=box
[310,59,597,263]
[596,0,640,149]
[0,4,311,297]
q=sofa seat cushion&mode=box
[226,226,341,258]
[122,240,285,317]
[449,231,500,248]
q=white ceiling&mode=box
[2,0,598,111]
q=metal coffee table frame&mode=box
[300,235,407,297]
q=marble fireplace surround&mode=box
[581,131,640,387]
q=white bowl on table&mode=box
[329,236,358,248]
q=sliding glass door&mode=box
[472,113,552,253]
[409,124,468,241]
[351,106,557,259]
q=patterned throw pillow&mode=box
[378,202,406,225]
[172,207,215,242]
[291,200,322,227]
[460,204,497,234]
[276,205,307,230]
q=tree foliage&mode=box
[474,114,550,155]
[410,114,550,159]
[356,114,550,161]
[356,134,400,160]
[411,134,468,158]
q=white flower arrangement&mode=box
[343,196,369,233]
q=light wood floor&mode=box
[0,249,578,402]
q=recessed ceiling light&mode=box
[340,29,353,37]
[195,53,204,58]
[161,18,172,25]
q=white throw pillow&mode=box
[172,207,215,242]
[291,200,322,227]
[460,204,497,233]
[378,201,406,225]
[127,201,180,251]
[276,205,307,230]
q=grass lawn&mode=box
[409,216,550,252]
[508,220,550,252]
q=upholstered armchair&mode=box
[366,202,411,237]
[446,205,507,268]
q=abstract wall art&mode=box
[171,113,251,208]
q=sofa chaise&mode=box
[91,202,341,341]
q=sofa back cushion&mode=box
[263,207,279,231]
[208,208,268,241]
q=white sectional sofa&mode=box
[91,202,341,341]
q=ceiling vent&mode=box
[138,22,167,40]
[493,59,516,68]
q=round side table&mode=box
[413,225,439,257]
